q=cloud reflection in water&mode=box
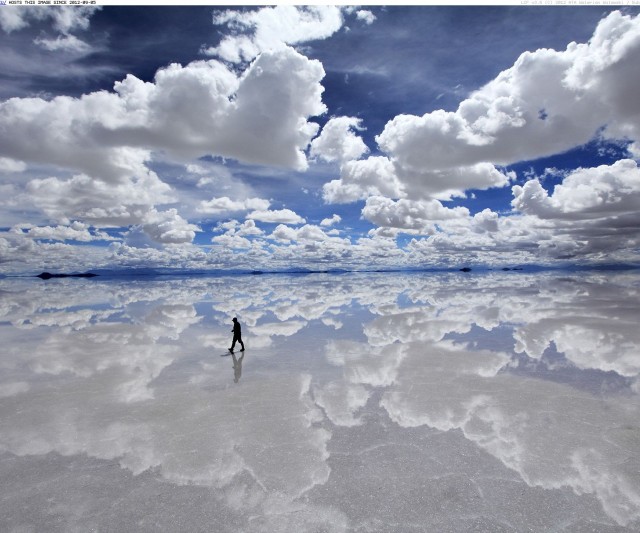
[0,271,639,531]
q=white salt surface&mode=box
[0,271,639,532]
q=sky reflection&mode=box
[0,271,639,531]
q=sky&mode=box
[0,3,639,274]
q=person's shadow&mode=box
[231,352,244,383]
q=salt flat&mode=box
[0,271,639,532]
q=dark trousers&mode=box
[231,335,244,351]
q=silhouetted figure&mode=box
[229,317,245,353]
[231,351,244,383]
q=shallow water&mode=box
[1,271,639,532]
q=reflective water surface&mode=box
[1,271,639,532]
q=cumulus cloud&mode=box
[198,197,270,216]
[211,233,252,250]
[309,116,369,164]
[512,159,640,220]
[236,219,264,237]
[324,155,512,203]
[356,10,376,25]
[210,219,266,250]
[324,11,640,205]
[269,224,346,245]
[377,12,640,167]
[247,208,306,225]
[323,156,403,203]
[3,9,640,272]
[25,170,172,226]
[270,224,299,242]
[11,221,114,242]
[320,214,341,227]
[138,209,201,245]
[204,5,344,63]
[348,159,640,265]
[361,196,470,233]
[0,46,326,247]
[507,159,640,260]
[100,48,325,170]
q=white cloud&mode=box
[323,156,403,203]
[101,48,325,170]
[320,214,341,227]
[34,34,91,53]
[472,208,499,233]
[271,224,299,242]
[247,208,306,225]
[236,219,264,237]
[205,5,344,63]
[209,219,265,250]
[296,224,339,243]
[25,170,172,227]
[356,10,376,25]
[309,116,369,164]
[324,155,512,203]
[185,164,208,176]
[139,208,201,245]
[211,48,327,170]
[198,197,270,216]
[0,234,113,274]
[0,157,26,173]
[335,158,640,266]
[0,6,99,34]
[0,6,31,33]
[420,12,639,161]
[512,159,640,220]
[211,233,252,250]
[0,6,98,56]
[0,46,326,243]
[107,242,210,270]
[361,196,470,233]
[506,159,640,260]
[11,221,114,242]
[325,11,640,205]
[267,223,353,259]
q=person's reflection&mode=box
[231,351,244,383]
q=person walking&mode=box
[229,317,245,353]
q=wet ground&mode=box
[1,270,639,532]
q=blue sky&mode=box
[0,4,639,273]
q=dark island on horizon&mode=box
[36,272,99,280]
